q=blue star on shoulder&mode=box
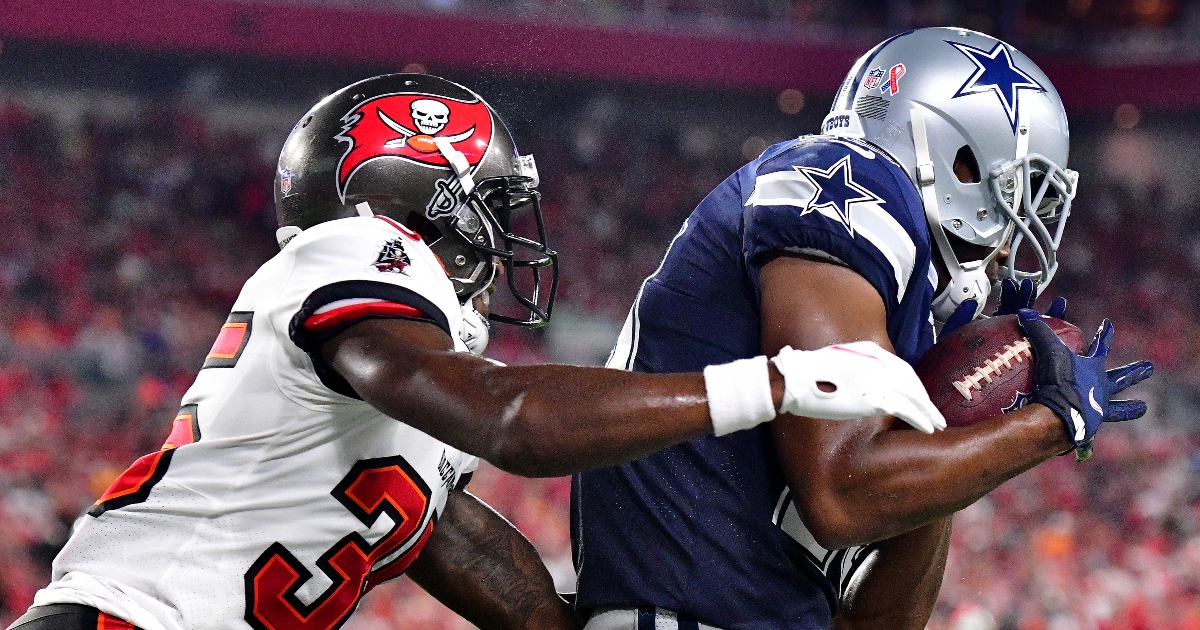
[948,40,1045,134]
[796,155,884,235]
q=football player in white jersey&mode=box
[13,75,947,630]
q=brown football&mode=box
[915,314,1085,428]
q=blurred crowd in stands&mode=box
[345,0,1200,59]
[0,74,1197,630]
[373,0,1183,32]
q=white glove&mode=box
[770,342,946,434]
[460,304,490,355]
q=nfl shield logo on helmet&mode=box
[279,168,293,194]
[864,68,884,90]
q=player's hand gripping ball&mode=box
[915,314,1084,428]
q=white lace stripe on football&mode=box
[952,339,1032,400]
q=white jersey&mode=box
[35,216,479,630]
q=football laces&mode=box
[953,340,1032,400]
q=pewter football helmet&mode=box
[822,27,1077,321]
[276,74,558,327]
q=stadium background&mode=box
[0,1,1198,628]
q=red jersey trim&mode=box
[97,612,137,630]
[163,404,201,450]
[303,301,428,333]
[203,312,254,369]
[208,322,249,359]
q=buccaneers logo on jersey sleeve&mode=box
[334,93,494,201]
[373,237,411,274]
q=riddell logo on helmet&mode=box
[334,93,494,201]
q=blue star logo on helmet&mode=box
[947,40,1045,134]
[796,155,885,235]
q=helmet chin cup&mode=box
[931,261,990,322]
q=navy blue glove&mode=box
[995,278,1067,319]
[1017,309,1154,461]
[941,278,1068,337]
[940,298,979,337]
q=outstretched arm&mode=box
[406,489,579,630]
[320,308,943,478]
[762,253,1070,549]
[320,317,763,477]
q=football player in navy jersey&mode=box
[573,27,1154,630]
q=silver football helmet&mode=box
[822,27,1077,321]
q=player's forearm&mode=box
[833,517,951,630]
[327,319,783,477]
[795,404,1066,546]
[406,490,579,630]
[436,361,718,477]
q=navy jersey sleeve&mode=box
[741,138,925,313]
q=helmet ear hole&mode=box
[404,211,443,244]
[953,145,981,184]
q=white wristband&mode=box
[703,355,776,436]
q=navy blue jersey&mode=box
[572,136,937,630]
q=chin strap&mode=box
[911,106,991,322]
[435,138,476,196]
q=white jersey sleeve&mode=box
[271,215,470,403]
[269,213,480,484]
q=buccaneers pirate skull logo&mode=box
[409,99,449,134]
[334,93,494,201]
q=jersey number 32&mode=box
[243,456,435,630]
